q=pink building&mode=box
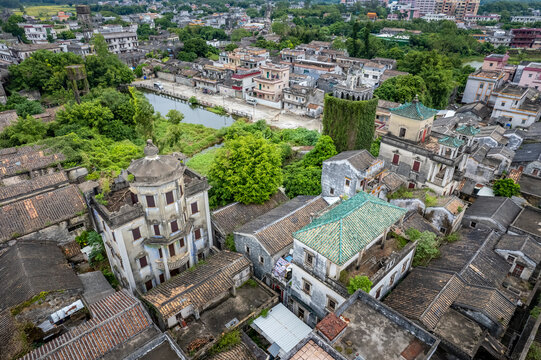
[481,53,509,72]
[518,63,541,90]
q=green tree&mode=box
[56,100,115,133]
[413,231,440,266]
[322,95,377,152]
[493,178,520,198]
[303,135,338,167]
[225,43,239,52]
[231,28,251,41]
[2,15,28,42]
[283,164,322,198]
[129,87,155,140]
[347,275,372,294]
[57,30,76,40]
[0,115,48,147]
[166,109,184,124]
[14,100,43,118]
[374,75,427,104]
[209,134,283,206]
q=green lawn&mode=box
[16,5,75,19]
[186,147,219,175]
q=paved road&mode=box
[133,79,322,131]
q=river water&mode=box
[143,92,235,129]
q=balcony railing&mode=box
[155,252,189,271]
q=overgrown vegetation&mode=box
[407,229,441,266]
[322,95,377,153]
[208,330,241,355]
[493,178,521,198]
[347,275,373,294]
[225,234,237,252]
[11,291,51,316]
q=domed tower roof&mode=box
[127,140,186,185]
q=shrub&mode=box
[225,234,236,252]
[405,228,421,241]
[413,231,440,266]
[347,275,372,294]
[445,232,460,243]
[209,330,241,355]
[493,178,520,198]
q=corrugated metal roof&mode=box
[251,303,311,354]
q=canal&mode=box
[143,91,235,129]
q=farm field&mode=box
[15,5,74,19]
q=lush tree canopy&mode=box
[347,275,373,294]
[493,178,521,198]
[374,75,427,104]
[209,134,283,206]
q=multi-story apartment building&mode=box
[251,63,289,108]
[102,31,138,54]
[462,54,509,103]
[19,24,56,44]
[490,83,541,128]
[511,16,541,23]
[511,28,541,49]
[421,13,455,21]
[464,13,500,22]
[433,0,479,20]
[416,0,436,15]
[90,140,213,294]
[518,63,541,90]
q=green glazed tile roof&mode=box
[438,136,465,148]
[390,99,438,121]
[293,192,406,265]
[455,125,481,136]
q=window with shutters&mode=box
[132,227,141,241]
[326,296,337,311]
[413,160,420,172]
[302,279,312,295]
[180,238,185,247]
[392,154,400,165]
[171,220,179,233]
[139,256,148,268]
[191,202,199,214]
[153,224,160,236]
[194,228,202,240]
[399,127,406,138]
[146,195,156,207]
[169,243,176,257]
[165,191,174,205]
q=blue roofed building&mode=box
[286,191,415,327]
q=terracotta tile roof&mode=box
[212,191,289,236]
[289,340,337,360]
[0,184,86,242]
[22,290,154,360]
[0,240,83,312]
[142,251,250,319]
[208,343,255,360]
[316,313,347,341]
[0,172,68,203]
[294,192,405,265]
[0,145,65,178]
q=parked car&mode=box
[154,82,164,90]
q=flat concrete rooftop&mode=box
[335,300,431,360]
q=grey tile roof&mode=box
[236,196,329,255]
[0,240,83,312]
[519,173,541,198]
[324,150,377,172]
[464,197,521,229]
[496,234,541,264]
[208,343,255,360]
[212,191,289,236]
[513,143,541,163]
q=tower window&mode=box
[165,191,174,205]
[146,195,156,208]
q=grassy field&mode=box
[153,118,222,157]
[187,147,219,176]
[15,5,75,19]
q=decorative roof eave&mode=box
[438,136,465,148]
[456,125,481,136]
[389,97,438,121]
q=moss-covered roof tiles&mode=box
[294,192,406,265]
